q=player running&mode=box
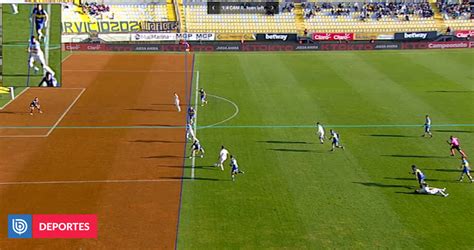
[316,122,325,144]
[415,183,449,197]
[230,155,244,181]
[329,129,344,151]
[458,157,473,183]
[29,97,43,115]
[188,106,196,124]
[174,93,181,112]
[28,36,54,75]
[215,145,229,171]
[199,88,208,106]
[31,4,49,40]
[411,165,426,185]
[447,136,467,157]
[186,123,196,141]
[190,139,204,158]
[422,115,432,138]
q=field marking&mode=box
[0,87,30,110]
[0,179,184,186]
[45,4,51,65]
[45,88,86,137]
[200,94,240,129]
[0,88,86,138]
[191,70,200,180]
[62,69,197,73]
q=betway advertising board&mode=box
[312,33,354,41]
[131,33,216,41]
[394,31,437,40]
[256,34,297,42]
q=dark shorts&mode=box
[451,145,461,151]
[36,21,45,30]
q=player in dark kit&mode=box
[31,4,49,40]
[29,97,43,115]
[199,88,208,106]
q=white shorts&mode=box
[29,53,46,66]
[219,156,227,164]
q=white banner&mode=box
[131,33,216,41]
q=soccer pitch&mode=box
[2,4,61,88]
[177,50,474,248]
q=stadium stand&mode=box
[183,3,297,33]
[303,1,441,33]
[62,2,171,23]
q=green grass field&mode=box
[2,4,61,89]
[177,50,474,248]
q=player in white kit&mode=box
[415,183,449,197]
[12,4,19,14]
[316,122,325,144]
[215,145,229,171]
[174,93,181,112]
[28,36,54,75]
[186,123,196,141]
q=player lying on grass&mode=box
[188,106,196,124]
[190,139,204,158]
[31,4,48,40]
[422,115,432,138]
[230,155,244,182]
[38,71,59,87]
[174,93,181,112]
[415,183,449,197]
[447,136,467,157]
[199,88,208,106]
[316,122,325,144]
[28,36,54,75]
[411,165,426,185]
[329,129,344,151]
[215,145,229,171]
[459,157,473,183]
[29,97,42,115]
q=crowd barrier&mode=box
[63,41,474,52]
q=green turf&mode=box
[177,50,474,249]
[2,4,61,88]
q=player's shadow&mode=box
[125,108,175,112]
[142,155,184,159]
[353,182,414,189]
[267,148,321,153]
[384,177,446,182]
[160,176,222,181]
[367,134,417,138]
[427,90,474,93]
[425,168,459,173]
[157,165,215,171]
[258,140,313,144]
[129,139,182,144]
[151,103,175,106]
[382,154,449,159]
[432,129,473,134]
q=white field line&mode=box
[191,70,200,180]
[45,4,51,65]
[0,87,30,110]
[45,88,86,137]
[0,179,184,185]
[0,88,86,138]
[200,94,239,129]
